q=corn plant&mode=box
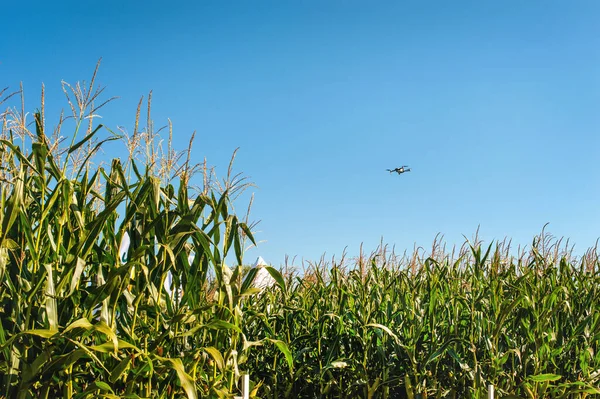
[0,64,289,399]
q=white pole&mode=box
[487,384,494,399]
[242,374,250,399]
[233,374,250,399]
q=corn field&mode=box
[1,68,600,398]
[245,238,600,398]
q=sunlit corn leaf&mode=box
[204,347,225,372]
[529,374,562,382]
[157,357,197,399]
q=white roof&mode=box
[252,256,275,288]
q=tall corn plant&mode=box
[0,65,284,398]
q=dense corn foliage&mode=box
[0,69,287,399]
[2,70,600,398]
[245,240,600,398]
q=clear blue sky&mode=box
[3,1,599,266]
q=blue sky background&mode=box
[2,1,599,266]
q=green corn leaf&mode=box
[241,267,259,294]
[68,124,104,154]
[265,266,286,293]
[266,338,294,373]
[223,215,236,257]
[492,295,524,340]
[425,338,459,366]
[157,357,197,399]
[203,347,225,371]
[63,318,94,334]
[1,166,24,242]
[21,329,58,339]
[31,142,48,179]
[234,222,243,266]
[46,349,88,374]
[21,348,52,384]
[0,140,38,173]
[95,321,119,353]
[238,221,256,246]
[529,374,561,382]
[205,319,242,333]
[40,178,67,224]
[74,134,121,178]
[92,381,114,393]
[109,356,132,383]
[239,287,261,298]
[89,339,138,353]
